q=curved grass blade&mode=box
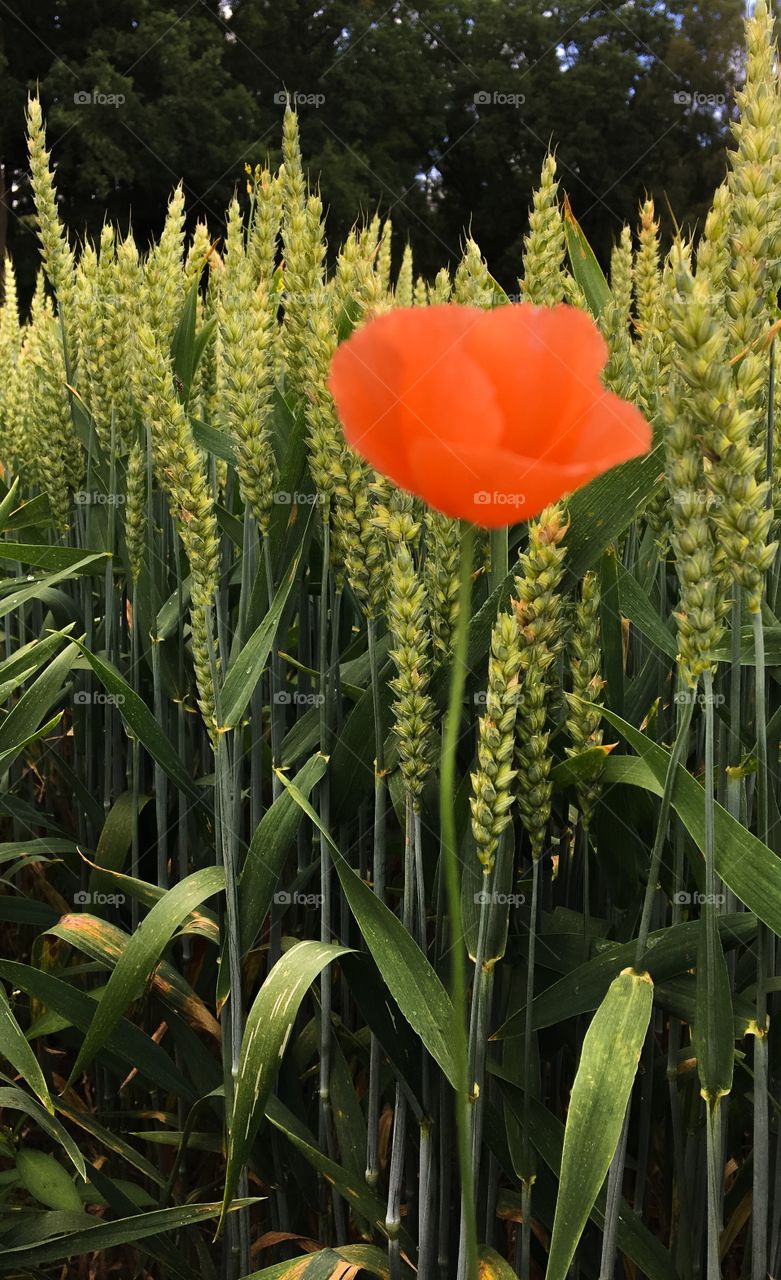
[493,913,754,1036]
[494,1078,679,1280]
[218,940,350,1233]
[279,774,458,1085]
[265,1096,405,1245]
[238,1246,397,1278]
[0,1084,86,1179]
[90,791,153,889]
[0,641,78,760]
[219,532,308,729]
[238,753,329,955]
[0,983,52,1111]
[15,1148,83,1212]
[49,913,220,1041]
[0,554,109,622]
[545,968,653,1280]
[2,961,194,1099]
[599,710,781,936]
[477,1246,520,1278]
[562,195,611,317]
[79,855,220,943]
[0,544,109,572]
[0,1200,258,1273]
[67,867,224,1083]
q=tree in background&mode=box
[0,0,746,303]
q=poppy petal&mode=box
[404,439,570,527]
[464,304,609,456]
[563,391,653,467]
[327,302,652,526]
[328,306,506,484]
[327,315,414,486]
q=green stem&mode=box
[702,668,725,1280]
[635,682,695,966]
[386,791,415,1280]
[440,521,477,1278]
[264,531,283,802]
[727,593,742,826]
[598,1107,631,1278]
[520,853,540,1278]
[752,606,770,1280]
[667,818,694,1280]
[705,1102,723,1280]
[366,608,387,1191]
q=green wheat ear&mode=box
[423,510,461,659]
[217,199,277,534]
[387,543,436,807]
[26,95,77,357]
[145,184,186,350]
[136,322,221,736]
[520,152,567,307]
[565,571,606,832]
[471,610,522,873]
[454,236,494,307]
[514,504,568,861]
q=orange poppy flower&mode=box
[327,303,651,527]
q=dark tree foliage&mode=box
[0,0,746,302]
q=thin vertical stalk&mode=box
[263,531,283,802]
[439,521,477,1279]
[666,815,694,1280]
[102,412,118,821]
[727,593,742,826]
[204,602,248,1278]
[386,791,416,1279]
[635,687,695,965]
[151,632,168,889]
[702,668,724,1280]
[520,853,540,1279]
[412,802,436,1272]
[596,682,695,1277]
[366,607,387,1191]
[752,606,769,1280]
[598,1108,631,1279]
[129,579,141,933]
[457,863,493,1280]
[314,518,342,1238]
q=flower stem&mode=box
[366,609,387,1190]
[520,852,540,1279]
[634,683,695,966]
[752,606,770,1280]
[440,521,477,1278]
